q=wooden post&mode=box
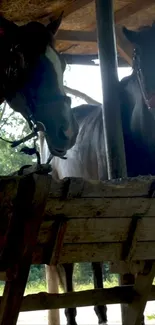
[0,173,51,325]
[95,1,135,324]
[95,0,127,179]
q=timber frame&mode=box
[1,0,155,67]
[0,170,155,324]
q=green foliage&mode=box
[0,102,35,175]
[28,265,45,284]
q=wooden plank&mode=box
[62,53,129,67]
[56,30,96,42]
[1,286,135,311]
[45,197,155,219]
[49,175,155,198]
[0,285,155,312]
[124,262,155,325]
[56,28,133,65]
[32,241,155,264]
[0,177,20,266]
[115,0,155,23]
[38,217,155,244]
[0,174,51,325]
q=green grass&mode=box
[0,276,119,296]
[24,277,119,295]
[147,314,155,320]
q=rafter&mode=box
[115,0,155,23]
[56,0,155,66]
[57,28,133,65]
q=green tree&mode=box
[0,102,36,175]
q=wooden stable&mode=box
[1,168,155,325]
[0,0,155,325]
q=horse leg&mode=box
[45,264,60,325]
[92,262,107,324]
[63,263,77,325]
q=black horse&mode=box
[41,23,155,325]
[0,14,78,158]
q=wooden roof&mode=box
[0,0,155,65]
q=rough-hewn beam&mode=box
[0,287,135,311]
[115,0,155,23]
[62,53,129,67]
[56,0,155,64]
[0,285,154,312]
[57,28,133,65]
[56,30,96,42]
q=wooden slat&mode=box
[31,241,155,264]
[0,285,155,312]
[115,0,155,23]
[45,197,155,219]
[56,28,133,64]
[56,30,96,42]
[39,217,155,244]
[0,286,135,311]
[48,175,155,198]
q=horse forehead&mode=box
[45,46,64,93]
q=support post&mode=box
[95,1,135,324]
[95,0,127,179]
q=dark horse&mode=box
[0,14,78,158]
[41,23,155,325]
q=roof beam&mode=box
[57,28,133,65]
[61,53,129,67]
[56,30,96,42]
[115,0,155,23]
[56,0,154,65]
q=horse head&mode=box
[123,23,155,113]
[0,15,79,157]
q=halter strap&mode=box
[133,48,151,110]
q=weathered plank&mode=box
[45,197,155,218]
[31,242,155,264]
[124,262,155,325]
[49,175,155,198]
[0,286,135,311]
[0,285,154,312]
[38,216,155,244]
[0,174,51,325]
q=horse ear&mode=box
[0,16,18,35]
[123,26,139,44]
[47,11,63,35]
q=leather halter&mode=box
[133,48,151,110]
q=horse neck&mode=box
[122,73,155,146]
[51,104,107,181]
